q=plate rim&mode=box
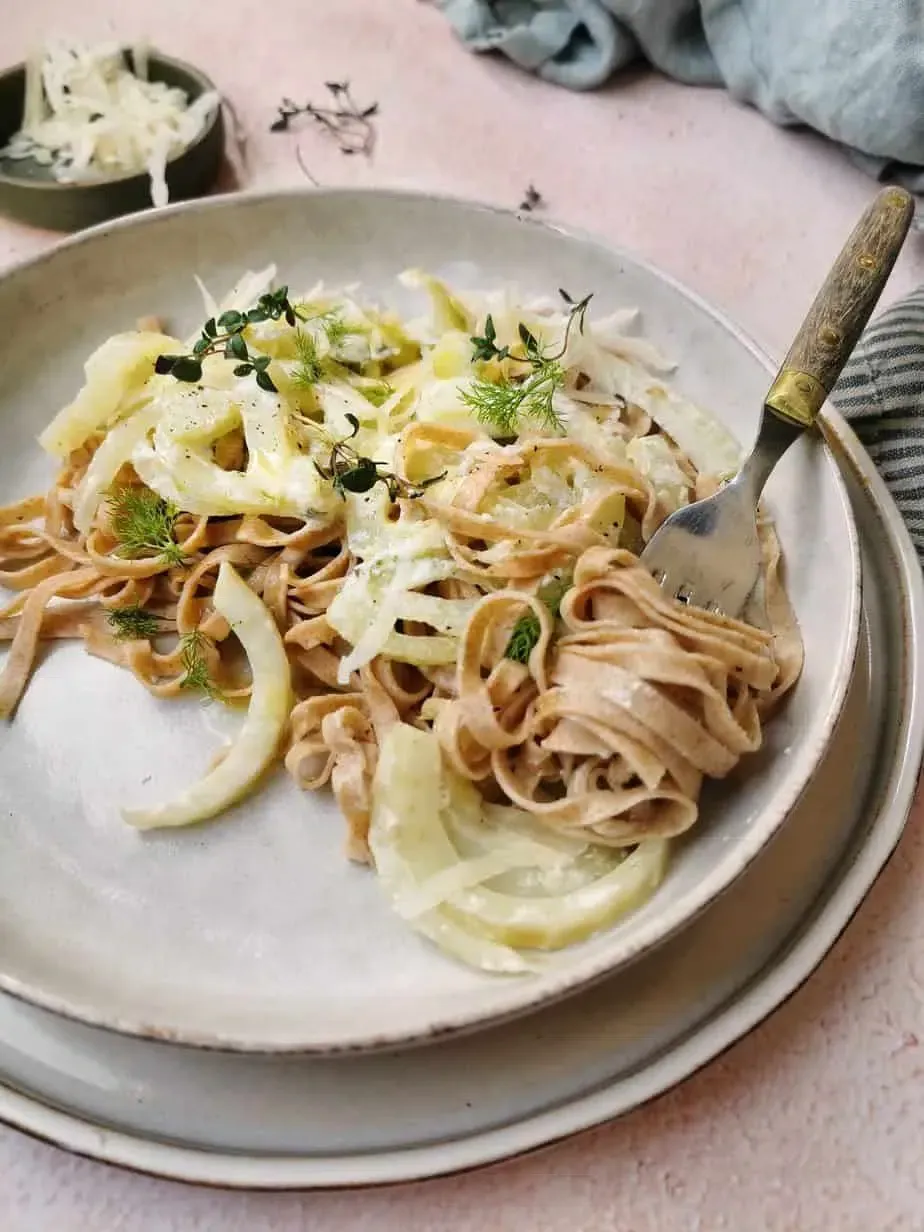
[0,404,919,1189]
[0,187,863,1053]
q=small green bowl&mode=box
[0,50,225,232]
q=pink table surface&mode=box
[2,3,924,1228]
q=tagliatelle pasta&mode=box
[0,269,803,972]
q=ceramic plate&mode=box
[0,190,861,1052]
[0,411,916,1188]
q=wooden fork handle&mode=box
[765,186,914,428]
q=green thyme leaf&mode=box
[226,333,249,361]
[336,457,380,494]
[170,356,203,383]
[470,313,508,363]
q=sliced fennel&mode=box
[369,724,668,972]
[590,309,678,373]
[369,723,535,974]
[400,269,474,336]
[122,561,292,830]
[641,383,742,477]
[132,382,337,519]
[566,331,741,477]
[39,330,183,458]
[72,404,162,534]
[626,435,691,514]
[327,489,463,682]
[327,549,459,681]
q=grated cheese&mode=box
[1,39,219,208]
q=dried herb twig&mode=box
[519,184,544,212]
[270,82,378,157]
[295,146,321,186]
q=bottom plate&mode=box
[0,411,920,1188]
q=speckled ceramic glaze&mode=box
[0,190,861,1053]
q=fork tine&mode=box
[641,509,759,617]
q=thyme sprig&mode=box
[463,288,593,436]
[155,288,306,393]
[156,290,353,395]
[312,414,444,502]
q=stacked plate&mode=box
[0,191,921,1188]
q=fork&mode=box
[641,186,914,618]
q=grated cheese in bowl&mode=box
[0,40,219,208]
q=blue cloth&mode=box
[437,0,924,191]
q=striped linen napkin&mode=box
[832,285,924,562]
